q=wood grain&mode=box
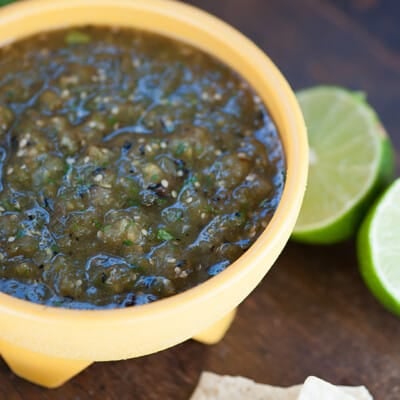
[1,0,399,399]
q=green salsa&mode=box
[0,27,285,309]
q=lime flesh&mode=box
[293,86,394,244]
[358,179,400,315]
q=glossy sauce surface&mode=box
[0,27,285,308]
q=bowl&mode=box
[0,0,308,388]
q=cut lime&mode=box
[358,179,400,315]
[292,86,395,244]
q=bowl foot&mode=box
[192,308,237,344]
[0,308,237,387]
[0,338,91,388]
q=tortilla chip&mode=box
[190,372,373,400]
[190,372,300,400]
[299,376,356,399]
[301,377,373,400]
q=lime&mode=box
[292,86,395,244]
[358,179,400,315]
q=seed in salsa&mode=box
[0,27,285,309]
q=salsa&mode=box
[0,27,285,309]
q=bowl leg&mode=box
[0,338,91,388]
[192,308,237,345]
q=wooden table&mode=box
[1,0,400,398]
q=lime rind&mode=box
[358,179,400,315]
[351,91,367,103]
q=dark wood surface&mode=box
[1,0,400,399]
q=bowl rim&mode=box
[0,0,308,323]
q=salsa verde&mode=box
[0,27,285,308]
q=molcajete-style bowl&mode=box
[0,0,308,388]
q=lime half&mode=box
[358,179,400,315]
[293,86,394,244]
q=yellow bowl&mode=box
[0,0,308,388]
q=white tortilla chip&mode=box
[304,376,373,400]
[190,372,373,400]
[190,372,299,400]
[338,387,373,400]
[298,376,356,399]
